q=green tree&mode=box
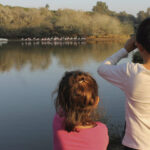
[117,11,136,24]
[45,4,50,9]
[137,11,147,23]
[92,1,109,14]
[0,3,134,38]
[146,8,150,16]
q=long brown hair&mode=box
[55,71,99,132]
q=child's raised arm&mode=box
[97,37,136,90]
[97,48,128,90]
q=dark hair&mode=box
[136,17,150,53]
[55,71,99,132]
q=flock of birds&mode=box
[21,37,86,42]
[21,37,87,46]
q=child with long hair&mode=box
[53,71,109,150]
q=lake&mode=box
[0,41,131,150]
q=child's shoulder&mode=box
[96,122,108,131]
[53,113,64,122]
[95,122,109,139]
[125,62,145,74]
[53,113,64,129]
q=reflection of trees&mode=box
[52,42,123,68]
[0,43,52,72]
[0,42,123,72]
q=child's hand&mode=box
[124,36,137,53]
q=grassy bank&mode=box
[87,35,130,42]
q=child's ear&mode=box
[136,42,144,52]
[94,96,100,107]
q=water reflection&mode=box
[0,43,52,71]
[53,43,122,68]
[0,42,123,72]
[0,42,125,150]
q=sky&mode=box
[0,0,150,16]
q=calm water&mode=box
[0,41,130,150]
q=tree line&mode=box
[0,1,149,39]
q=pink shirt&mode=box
[53,114,109,150]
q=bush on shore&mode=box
[0,3,134,38]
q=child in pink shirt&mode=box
[53,71,109,150]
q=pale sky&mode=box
[0,0,150,16]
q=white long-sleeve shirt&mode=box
[98,48,150,150]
